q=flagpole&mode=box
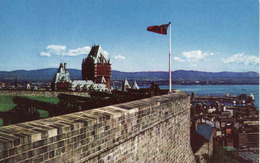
[169,22,172,93]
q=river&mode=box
[147,85,259,109]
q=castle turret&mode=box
[82,45,111,90]
[53,63,71,91]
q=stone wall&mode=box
[194,138,213,156]
[0,90,89,97]
[0,92,195,162]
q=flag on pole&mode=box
[147,24,169,35]
[147,22,172,93]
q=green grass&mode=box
[0,95,17,126]
[0,95,16,112]
[26,96,59,118]
[26,96,59,104]
[0,95,60,125]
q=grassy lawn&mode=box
[0,95,59,126]
[0,95,16,112]
[26,96,60,118]
[26,96,60,104]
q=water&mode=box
[146,85,259,109]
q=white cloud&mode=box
[113,55,126,60]
[65,46,91,56]
[222,53,259,65]
[173,57,185,62]
[174,50,214,62]
[40,52,51,57]
[182,50,214,62]
[40,45,92,57]
[45,45,66,55]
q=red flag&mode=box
[147,24,169,35]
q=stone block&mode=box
[31,133,41,142]
[48,128,58,138]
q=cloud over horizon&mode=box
[66,46,91,56]
[40,45,92,57]
[174,50,214,63]
[173,57,185,62]
[222,53,259,66]
[113,55,126,60]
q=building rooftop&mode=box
[87,45,108,64]
[197,124,213,141]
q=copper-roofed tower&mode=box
[82,45,111,90]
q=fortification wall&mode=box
[0,90,89,97]
[0,92,195,162]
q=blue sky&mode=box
[0,0,259,72]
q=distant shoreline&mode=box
[138,83,259,86]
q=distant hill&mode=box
[0,68,81,82]
[0,68,258,83]
[111,70,259,80]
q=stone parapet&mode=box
[0,92,195,162]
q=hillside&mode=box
[0,68,258,84]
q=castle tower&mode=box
[82,45,111,90]
[53,63,71,90]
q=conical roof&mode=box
[132,80,139,89]
[122,79,131,91]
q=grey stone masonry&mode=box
[0,92,195,163]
